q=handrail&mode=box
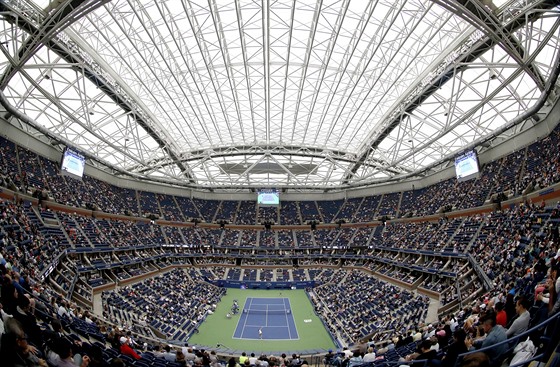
[357,312,560,367]
[356,312,560,367]
[452,311,560,367]
[467,253,494,291]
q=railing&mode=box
[454,311,560,367]
[372,311,560,367]
[467,253,494,291]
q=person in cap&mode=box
[323,349,336,366]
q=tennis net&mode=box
[243,308,291,315]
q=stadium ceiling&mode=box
[0,0,559,192]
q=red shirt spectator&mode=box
[495,302,507,327]
[120,337,141,360]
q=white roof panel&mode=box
[0,0,557,190]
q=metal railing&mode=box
[377,310,560,367]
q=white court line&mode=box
[285,298,299,338]
[284,298,292,339]
[236,296,252,339]
[265,304,269,327]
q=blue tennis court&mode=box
[233,297,299,340]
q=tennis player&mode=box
[259,327,263,339]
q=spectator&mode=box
[362,347,376,363]
[1,281,19,316]
[86,345,106,367]
[55,340,90,367]
[228,357,240,367]
[119,336,141,360]
[239,352,249,365]
[176,350,186,367]
[478,312,507,365]
[505,293,516,323]
[184,348,197,364]
[539,261,560,315]
[210,351,220,367]
[348,351,362,367]
[161,345,176,362]
[248,353,258,366]
[44,319,69,365]
[506,296,531,338]
[0,317,47,367]
[494,302,507,327]
[401,339,438,366]
[13,294,42,348]
[324,349,337,366]
[415,339,438,364]
[442,329,468,367]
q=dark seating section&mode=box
[235,201,256,224]
[0,137,19,181]
[300,200,321,222]
[313,228,339,248]
[334,197,362,223]
[174,196,201,221]
[278,229,295,248]
[182,227,203,246]
[294,229,313,248]
[317,199,344,224]
[157,193,183,221]
[311,269,429,344]
[240,229,257,248]
[192,197,219,223]
[222,229,240,247]
[260,229,276,248]
[377,192,401,217]
[279,200,301,224]
[523,128,560,190]
[215,200,238,223]
[162,225,184,246]
[103,268,226,343]
[450,157,501,211]
[139,191,160,217]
